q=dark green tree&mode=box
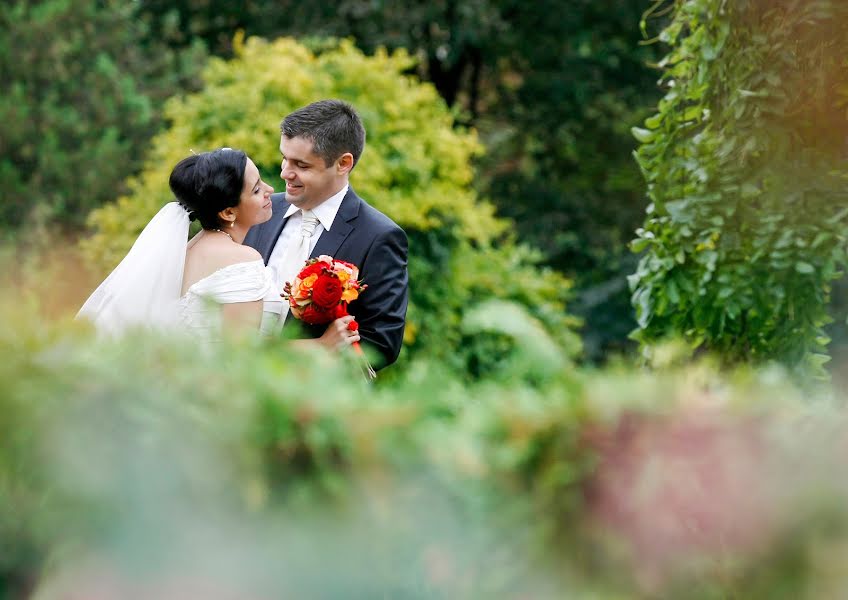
[136,0,503,120]
[0,0,204,232]
[477,1,662,359]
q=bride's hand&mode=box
[319,315,361,351]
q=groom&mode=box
[245,99,409,370]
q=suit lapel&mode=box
[310,188,361,259]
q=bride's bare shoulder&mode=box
[188,235,261,265]
[182,237,263,294]
[218,241,261,263]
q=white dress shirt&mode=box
[263,184,349,316]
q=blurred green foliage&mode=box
[79,37,580,376]
[2,292,848,598]
[630,0,848,377]
[0,0,206,231]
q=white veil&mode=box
[77,202,190,336]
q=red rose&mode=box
[301,304,332,324]
[299,261,326,279]
[311,273,344,309]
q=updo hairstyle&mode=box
[168,148,248,230]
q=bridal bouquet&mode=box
[283,255,375,379]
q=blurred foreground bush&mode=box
[79,36,580,378]
[3,300,848,599]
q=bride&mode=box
[77,148,360,347]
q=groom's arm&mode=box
[351,225,409,369]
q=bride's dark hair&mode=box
[168,148,248,230]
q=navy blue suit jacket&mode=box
[244,187,409,368]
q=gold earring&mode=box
[230,220,235,228]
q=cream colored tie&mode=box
[260,210,320,336]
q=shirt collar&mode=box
[283,184,349,231]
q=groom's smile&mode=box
[279,134,348,212]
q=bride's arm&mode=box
[221,300,263,334]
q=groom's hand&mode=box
[318,315,361,351]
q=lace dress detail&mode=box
[178,260,274,341]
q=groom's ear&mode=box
[337,153,354,175]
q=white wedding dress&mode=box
[77,203,276,342]
[177,259,274,342]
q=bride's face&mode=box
[235,159,274,226]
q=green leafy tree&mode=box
[629,0,848,376]
[0,0,204,231]
[80,36,580,375]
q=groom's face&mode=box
[279,135,343,212]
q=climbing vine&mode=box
[630,0,848,376]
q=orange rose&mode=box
[296,273,318,295]
[341,287,360,302]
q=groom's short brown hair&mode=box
[281,99,366,168]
